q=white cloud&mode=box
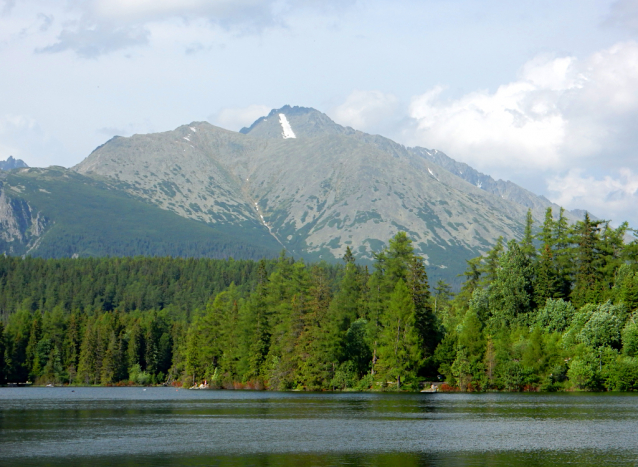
[91,0,277,29]
[26,0,354,57]
[330,90,398,133]
[408,41,638,174]
[37,25,150,58]
[213,105,271,131]
[547,169,638,224]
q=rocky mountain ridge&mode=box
[71,106,580,280]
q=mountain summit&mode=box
[240,105,352,139]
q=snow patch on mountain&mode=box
[279,114,296,139]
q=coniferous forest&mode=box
[2,207,638,391]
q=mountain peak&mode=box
[239,105,353,139]
[0,156,28,171]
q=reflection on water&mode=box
[2,388,638,466]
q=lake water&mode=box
[2,388,638,466]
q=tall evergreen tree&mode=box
[297,265,334,390]
[571,213,603,307]
[481,237,504,286]
[25,314,42,381]
[407,256,438,360]
[538,208,555,248]
[520,209,536,261]
[458,257,482,302]
[553,207,573,299]
[242,261,271,383]
[534,244,559,305]
[78,320,99,385]
[377,279,422,389]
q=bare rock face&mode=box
[73,106,576,278]
[0,183,49,254]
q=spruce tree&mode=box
[458,257,482,302]
[242,262,271,383]
[520,209,536,261]
[553,207,573,299]
[25,314,42,381]
[538,208,555,248]
[64,313,82,382]
[377,279,422,389]
[297,265,334,390]
[534,208,560,304]
[571,213,603,307]
[598,222,628,296]
[332,249,364,334]
[481,237,504,286]
[534,244,559,305]
[407,256,437,360]
[78,321,98,384]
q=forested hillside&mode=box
[1,208,638,391]
[0,167,282,260]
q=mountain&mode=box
[0,156,28,171]
[62,105,580,283]
[0,167,281,259]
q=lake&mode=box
[2,388,638,466]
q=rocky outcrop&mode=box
[0,156,28,171]
[0,185,49,254]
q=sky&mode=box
[1,0,638,227]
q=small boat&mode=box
[45,383,54,388]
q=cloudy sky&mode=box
[2,0,638,227]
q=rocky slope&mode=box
[73,105,579,280]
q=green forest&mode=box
[2,207,638,391]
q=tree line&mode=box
[2,207,638,391]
